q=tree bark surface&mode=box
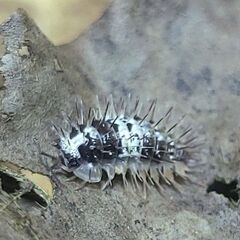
[1,2,240,239]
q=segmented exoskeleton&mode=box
[51,95,199,195]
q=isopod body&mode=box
[52,96,197,193]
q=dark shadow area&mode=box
[0,172,21,193]
[207,178,239,202]
[22,190,47,208]
[0,171,47,207]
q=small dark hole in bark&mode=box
[0,172,21,193]
[0,172,47,207]
[207,178,239,202]
[22,190,47,207]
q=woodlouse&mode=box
[50,95,199,195]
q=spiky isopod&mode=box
[51,95,199,195]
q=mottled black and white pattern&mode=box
[52,96,198,194]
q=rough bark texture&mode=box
[1,1,240,239]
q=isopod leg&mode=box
[122,173,129,188]
[102,164,115,191]
[130,172,140,192]
[149,168,164,194]
[101,180,112,191]
[74,181,87,191]
[139,171,151,198]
